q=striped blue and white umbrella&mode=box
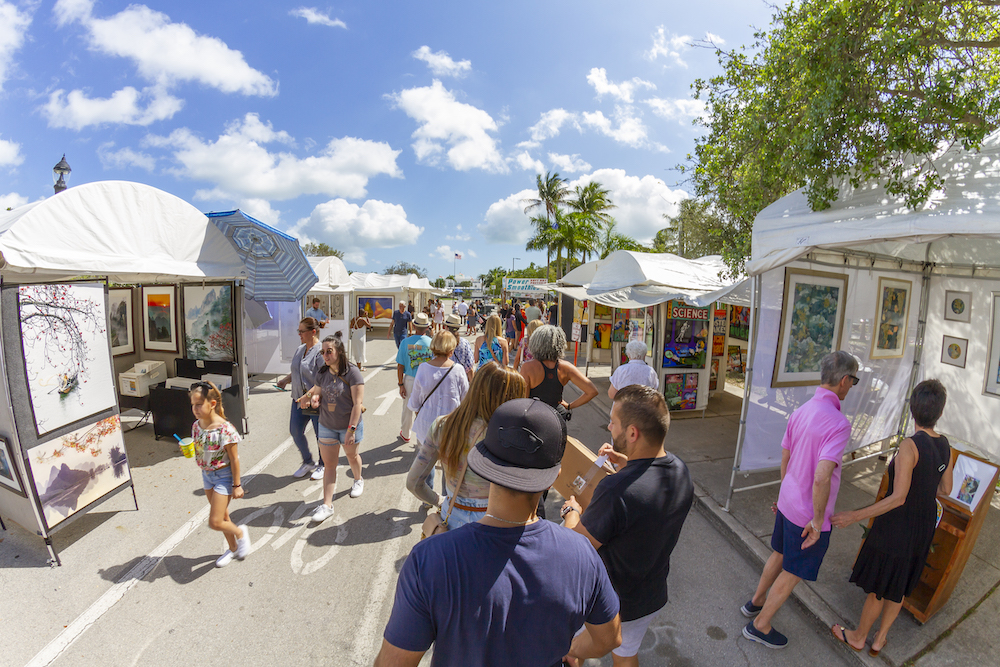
[207,210,318,301]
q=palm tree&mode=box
[522,172,570,281]
[597,218,645,258]
[567,182,616,262]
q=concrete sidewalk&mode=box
[562,359,999,667]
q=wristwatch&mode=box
[348,425,357,432]
[560,506,578,518]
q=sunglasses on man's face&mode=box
[848,375,860,386]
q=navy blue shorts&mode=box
[771,510,831,581]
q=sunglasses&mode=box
[848,375,860,386]
[321,349,336,356]
[190,381,214,394]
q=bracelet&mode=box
[398,382,404,386]
[233,483,241,488]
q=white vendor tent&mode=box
[309,256,352,292]
[730,130,1000,506]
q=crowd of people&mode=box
[180,295,952,665]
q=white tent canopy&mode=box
[350,272,447,295]
[308,256,352,293]
[554,250,749,308]
[0,181,247,283]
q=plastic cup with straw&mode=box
[174,433,195,458]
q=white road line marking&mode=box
[26,436,295,667]
[372,389,400,416]
[364,354,397,383]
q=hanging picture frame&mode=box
[0,437,25,496]
[870,277,912,359]
[108,288,134,356]
[941,335,968,369]
[772,268,849,387]
[182,284,234,361]
[944,290,972,323]
[142,285,178,352]
[331,293,345,320]
[985,293,1000,398]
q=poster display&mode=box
[729,305,749,340]
[142,285,178,352]
[709,359,720,391]
[949,454,998,512]
[358,296,393,319]
[772,268,849,387]
[986,293,1000,398]
[108,288,134,356]
[18,283,117,436]
[331,294,344,320]
[944,290,972,323]
[27,415,131,529]
[941,335,968,368]
[728,345,744,374]
[594,323,612,349]
[183,285,234,361]
[0,437,24,495]
[664,373,698,410]
[662,302,710,369]
[612,311,628,342]
[594,304,613,319]
[871,277,911,359]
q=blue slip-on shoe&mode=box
[743,622,788,649]
[740,599,764,618]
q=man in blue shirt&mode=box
[388,300,414,348]
[396,313,432,442]
[304,297,328,328]
[376,398,622,667]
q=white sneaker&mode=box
[350,479,365,498]
[293,462,316,478]
[310,465,325,481]
[215,549,235,568]
[310,503,334,523]
[235,524,251,560]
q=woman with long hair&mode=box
[474,313,509,368]
[350,311,371,371]
[514,319,543,370]
[405,361,528,529]
[276,317,324,479]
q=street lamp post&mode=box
[508,257,520,302]
[53,155,71,194]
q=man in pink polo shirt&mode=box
[741,350,859,649]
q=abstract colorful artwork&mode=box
[871,277,911,359]
[773,269,848,387]
[940,335,968,369]
[664,373,698,411]
[944,290,971,323]
[108,288,134,356]
[183,285,234,361]
[949,454,997,512]
[729,305,750,340]
[143,285,177,352]
[18,283,118,436]
[358,296,393,320]
[27,415,131,528]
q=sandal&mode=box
[869,638,888,657]
[831,624,863,652]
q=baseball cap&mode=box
[467,398,567,493]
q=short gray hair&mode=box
[625,340,647,360]
[820,351,858,386]
[528,324,566,361]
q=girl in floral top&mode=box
[188,381,251,568]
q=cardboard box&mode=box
[552,436,616,509]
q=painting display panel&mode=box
[985,293,1000,398]
[183,285,234,361]
[870,277,911,359]
[108,288,134,356]
[27,415,131,528]
[944,290,972,323]
[729,305,749,340]
[18,283,118,436]
[772,269,849,387]
[358,296,393,320]
[143,285,177,352]
[941,336,968,369]
[0,437,24,495]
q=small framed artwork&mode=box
[870,277,911,359]
[941,336,968,368]
[142,285,178,352]
[985,293,1000,398]
[772,268,849,387]
[949,453,999,513]
[108,288,134,356]
[944,290,972,323]
[182,285,234,361]
[0,437,25,496]
[331,294,344,320]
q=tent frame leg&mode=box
[45,537,61,567]
[726,274,762,513]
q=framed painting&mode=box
[0,437,25,496]
[143,285,178,352]
[18,283,118,436]
[183,285,234,361]
[949,453,998,513]
[944,290,972,323]
[941,336,968,369]
[772,268,849,387]
[358,296,393,320]
[331,294,345,320]
[108,288,134,356]
[594,303,613,319]
[729,305,750,341]
[870,277,911,359]
[985,293,1000,398]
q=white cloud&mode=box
[581,107,652,149]
[146,113,401,201]
[567,169,688,242]
[389,80,506,173]
[645,27,692,68]
[645,97,706,124]
[97,142,156,170]
[586,68,655,103]
[342,250,367,266]
[478,188,536,244]
[705,32,725,45]
[238,198,282,226]
[412,46,471,78]
[466,249,477,258]
[292,199,423,251]
[0,1,33,91]
[43,86,183,129]
[512,150,544,173]
[432,245,456,260]
[445,230,471,242]
[289,7,346,29]
[548,152,591,174]
[528,109,579,142]
[0,192,28,210]
[0,135,24,167]
[54,0,276,95]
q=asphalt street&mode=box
[1,336,858,667]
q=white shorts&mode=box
[576,606,662,658]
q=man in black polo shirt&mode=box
[562,384,693,667]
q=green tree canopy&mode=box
[685,0,1000,273]
[654,199,727,259]
[302,242,344,258]
[384,261,427,278]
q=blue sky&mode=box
[0,0,774,278]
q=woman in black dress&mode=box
[830,379,954,656]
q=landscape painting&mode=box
[18,283,118,436]
[183,285,234,361]
[772,269,848,387]
[108,288,134,356]
[27,415,131,529]
[143,285,177,352]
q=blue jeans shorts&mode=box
[771,509,831,581]
[440,495,488,531]
[318,419,364,445]
[202,466,234,495]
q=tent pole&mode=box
[894,264,933,443]
[726,273,761,512]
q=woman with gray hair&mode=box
[608,340,659,399]
[519,324,598,419]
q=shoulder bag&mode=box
[421,451,471,539]
[415,364,453,416]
